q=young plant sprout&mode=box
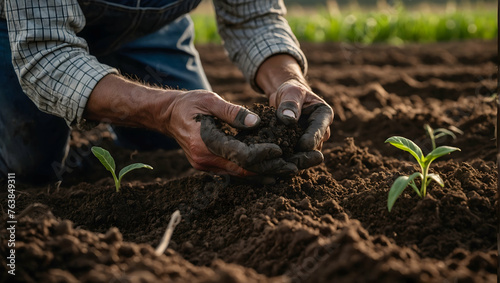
[91,146,153,192]
[424,124,463,150]
[385,134,460,212]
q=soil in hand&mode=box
[234,103,306,158]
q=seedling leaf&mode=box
[91,146,153,192]
[385,136,424,163]
[425,124,462,150]
[388,172,423,212]
[433,128,457,140]
[118,163,154,185]
[424,124,434,140]
[91,146,116,172]
[448,126,464,136]
[385,130,460,212]
[409,180,420,195]
[424,146,460,165]
[427,173,444,187]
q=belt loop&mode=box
[136,0,141,8]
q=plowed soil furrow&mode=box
[1,40,497,283]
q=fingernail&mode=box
[244,113,259,127]
[283,109,296,119]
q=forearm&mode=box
[84,74,179,133]
[255,54,310,96]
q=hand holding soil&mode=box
[199,102,332,177]
[197,75,334,177]
[162,90,275,177]
[268,79,334,153]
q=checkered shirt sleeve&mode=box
[1,0,118,128]
[213,0,308,93]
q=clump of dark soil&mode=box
[235,103,306,158]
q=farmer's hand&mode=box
[256,55,334,169]
[84,75,297,177]
[269,79,333,169]
[163,90,298,176]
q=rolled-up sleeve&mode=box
[213,0,307,93]
[3,0,118,128]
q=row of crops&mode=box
[191,4,497,44]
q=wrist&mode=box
[140,87,181,134]
[84,74,179,132]
[255,54,309,96]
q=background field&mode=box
[191,0,497,44]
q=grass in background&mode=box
[191,2,497,44]
[287,6,497,44]
[192,13,220,44]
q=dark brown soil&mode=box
[234,103,306,158]
[1,40,498,283]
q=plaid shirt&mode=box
[1,0,306,128]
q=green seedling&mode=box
[424,124,463,150]
[385,136,460,212]
[91,146,153,192]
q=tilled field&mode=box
[1,40,498,282]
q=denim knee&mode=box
[0,19,70,184]
[0,92,70,184]
[0,111,70,184]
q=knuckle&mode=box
[280,88,304,103]
[197,91,240,121]
[223,103,241,122]
[324,103,333,112]
[299,137,315,152]
[240,149,256,166]
[322,104,334,118]
[196,91,220,106]
[326,105,334,118]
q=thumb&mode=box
[209,96,260,129]
[275,82,305,125]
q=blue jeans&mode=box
[0,1,210,183]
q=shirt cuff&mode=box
[71,63,119,130]
[235,32,308,94]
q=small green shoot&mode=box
[424,124,463,150]
[385,136,460,212]
[91,146,153,192]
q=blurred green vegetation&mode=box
[192,14,220,44]
[283,0,495,7]
[287,8,497,43]
[191,3,497,44]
